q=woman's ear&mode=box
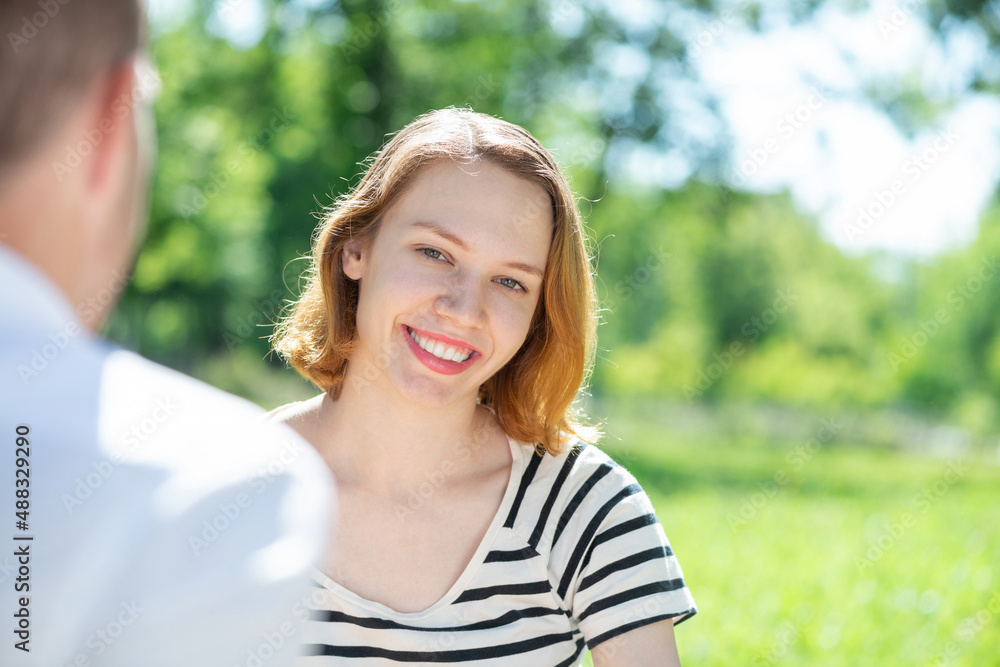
[342,236,367,281]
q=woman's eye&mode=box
[418,248,525,292]
[497,277,526,292]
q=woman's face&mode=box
[342,159,553,409]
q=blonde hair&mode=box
[272,108,598,455]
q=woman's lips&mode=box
[405,325,479,354]
[403,324,480,375]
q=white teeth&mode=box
[408,327,472,363]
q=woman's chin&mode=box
[391,372,479,411]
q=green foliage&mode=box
[588,185,900,409]
[109,1,1000,434]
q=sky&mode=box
[149,0,1000,258]
[682,0,1000,258]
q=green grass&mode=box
[581,407,1000,666]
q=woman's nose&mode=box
[434,273,486,327]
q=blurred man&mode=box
[0,2,335,665]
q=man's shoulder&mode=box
[100,348,279,438]
[98,349,331,494]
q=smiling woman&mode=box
[273,108,594,452]
[269,108,697,666]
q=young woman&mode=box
[270,108,697,666]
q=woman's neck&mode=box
[313,367,503,496]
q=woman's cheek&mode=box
[383,257,431,294]
[493,296,535,352]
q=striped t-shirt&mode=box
[298,434,697,665]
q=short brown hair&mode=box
[272,109,599,455]
[0,0,145,176]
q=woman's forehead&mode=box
[383,161,553,251]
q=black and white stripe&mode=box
[299,437,697,665]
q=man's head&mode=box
[0,0,152,331]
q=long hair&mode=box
[272,108,598,454]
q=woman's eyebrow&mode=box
[411,220,544,278]
[412,221,469,250]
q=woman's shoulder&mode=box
[267,393,327,444]
[507,434,648,541]
[529,434,638,490]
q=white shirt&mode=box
[299,433,697,666]
[0,246,336,667]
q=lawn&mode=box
[579,405,1000,666]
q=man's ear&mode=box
[87,61,139,192]
[342,236,368,281]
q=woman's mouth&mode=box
[403,325,480,375]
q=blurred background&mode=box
[117,0,1000,663]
